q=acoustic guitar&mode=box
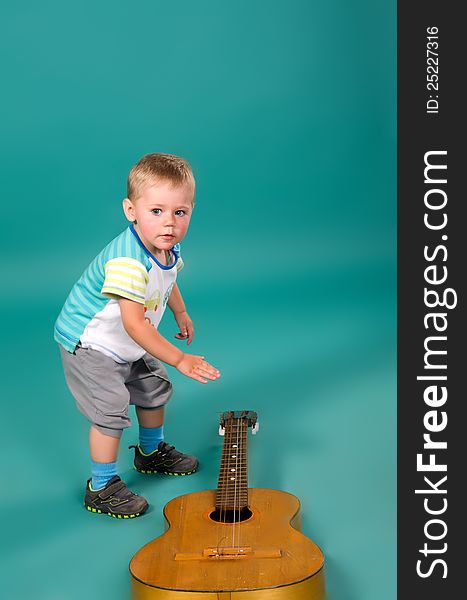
[130,410,325,599]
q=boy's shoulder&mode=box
[98,226,152,271]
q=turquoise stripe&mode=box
[61,299,84,322]
[117,233,123,257]
[71,286,94,314]
[58,313,87,336]
[57,312,88,340]
[88,258,103,289]
[74,284,104,314]
[97,250,105,273]
[124,230,130,256]
[54,328,77,352]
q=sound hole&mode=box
[209,507,253,523]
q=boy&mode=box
[54,153,220,518]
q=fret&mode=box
[217,480,248,485]
[216,497,249,502]
[218,484,248,487]
[216,496,249,500]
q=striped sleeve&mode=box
[101,257,148,304]
[173,243,184,272]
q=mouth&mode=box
[160,234,175,240]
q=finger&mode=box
[201,361,221,375]
[195,368,218,380]
[190,371,208,384]
[196,365,221,379]
[187,323,194,345]
[175,332,188,340]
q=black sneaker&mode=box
[84,475,148,518]
[129,441,198,476]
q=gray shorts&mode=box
[59,344,173,438]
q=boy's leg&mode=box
[89,426,119,490]
[85,424,148,516]
[136,406,165,454]
[90,425,120,462]
[128,355,198,475]
[59,345,148,517]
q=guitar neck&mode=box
[215,417,249,511]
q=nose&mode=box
[164,212,175,228]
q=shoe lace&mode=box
[158,442,178,458]
[102,479,136,501]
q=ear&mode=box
[122,198,136,222]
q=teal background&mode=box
[0,1,396,599]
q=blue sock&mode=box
[139,425,164,454]
[91,460,118,491]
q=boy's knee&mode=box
[159,379,173,404]
[93,409,132,437]
[128,365,174,409]
[92,423,125,439]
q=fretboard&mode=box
[215,418,249,510]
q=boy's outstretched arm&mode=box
[167,283,194,344]
[118,297,219,384]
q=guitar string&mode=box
[220,413,234,546]
[241,418,249,550]
[219,414,231,546]
[240,417,250,550]
[237,418,248,552]
[215,413,227,554]
[236,417,245,551]
[224,414,234,528]
[234,418,243,551]
[223,416,240,549]
[215,413,224,553]
[235,416,249,551]
[223,415,233,528]
[231,414,240,548]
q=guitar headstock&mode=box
[219,410,259,435]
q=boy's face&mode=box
[123,180,194,256]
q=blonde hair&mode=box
[127,153,195,203]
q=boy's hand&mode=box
[175,354,220,384]
[173,310,194,345]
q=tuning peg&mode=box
[252,421,260,435]
[218,425,225,436]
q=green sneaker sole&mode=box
[84,505,143,519]
[134,466,197,476]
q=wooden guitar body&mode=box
[130,488,325,599]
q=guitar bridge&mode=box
[174,547,282,561]
[204,546,252,558]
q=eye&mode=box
[175,210,186,217]
[151,208,162,215]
